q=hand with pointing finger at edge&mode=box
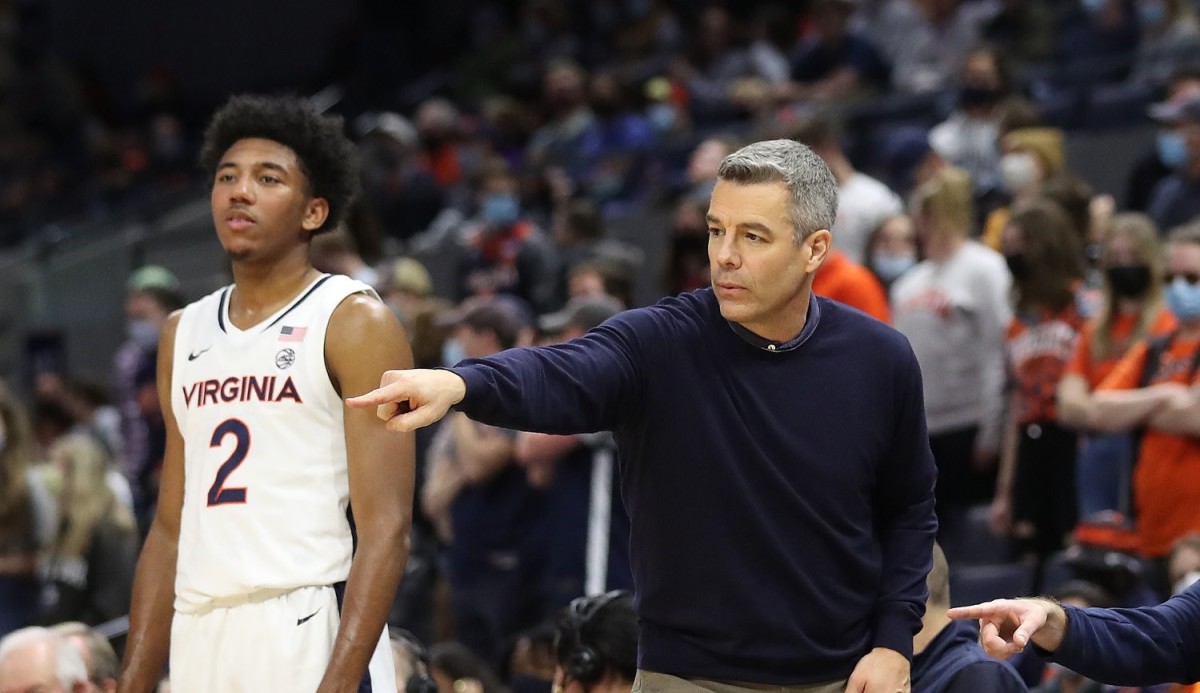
[946,598,1068,660]
[346,369,467,432]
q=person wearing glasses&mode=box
[1060,221,1200,594]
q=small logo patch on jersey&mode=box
[188,347,211,361]
[275,348,296,370]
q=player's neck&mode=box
[228,251,320,328]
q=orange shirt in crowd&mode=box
[1098,333,1200,557]
[1065,308,1177,388]
[420,144,463,188]
[1007,303,1085,425]
[813,251,891,323]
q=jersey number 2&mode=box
[207,418,250,506]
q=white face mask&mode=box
[999,152,1040,192]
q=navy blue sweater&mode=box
[453,289,938,684]
[912,620,1027,693]
[1047,581,1200,685]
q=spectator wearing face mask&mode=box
[1125,66,1200,213]
[982,128,1066,251]
[893,168,1012,527]
[111,266,184,536]
[992,201,1087,582]
[865,214,919,291]
[928,47,1018,195]
[1147,96,1200,234]
[455,161,562,314]
[1057,214,1175,521]
[812,250,892,323]
[1067,222,1200,593]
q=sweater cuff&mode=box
[445,365,484,411]
[1035,604,1076,662]
[872,604,916,661]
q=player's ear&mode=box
[301,197,330,232]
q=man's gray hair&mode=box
[0,626,89,689]
[716,139,839,243]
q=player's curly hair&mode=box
[199,94,359,234]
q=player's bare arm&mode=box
[317,293,414,693]
[118,311,185,693]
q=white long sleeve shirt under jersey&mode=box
[891,240,1011,450]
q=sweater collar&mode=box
[725,293,821,353]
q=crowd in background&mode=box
[4,0,1200,691]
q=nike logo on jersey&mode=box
[297,607,322,626]
[188,347,212,361]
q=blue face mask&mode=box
[1166,276,1200,321]
[442,338,466,367]
[872,253,917,283]
[1157,131,1189,168]
[481,193,520,227]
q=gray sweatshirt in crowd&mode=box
[891,241,1012,450]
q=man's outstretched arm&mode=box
[349,310,650,434]
[949,586,1200,686]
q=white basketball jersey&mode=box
[171,274,375,613]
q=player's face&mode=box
[707,179,824,341]
[211,138,328,262]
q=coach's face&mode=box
[707,179,829,341]
[211,138,328,262]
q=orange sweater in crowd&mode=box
[1098,333,1200,557]
[813,251,891,323]
[1065,308,1177,388]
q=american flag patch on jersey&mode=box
[279,325,307,342]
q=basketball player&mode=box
[118,95,414,693]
